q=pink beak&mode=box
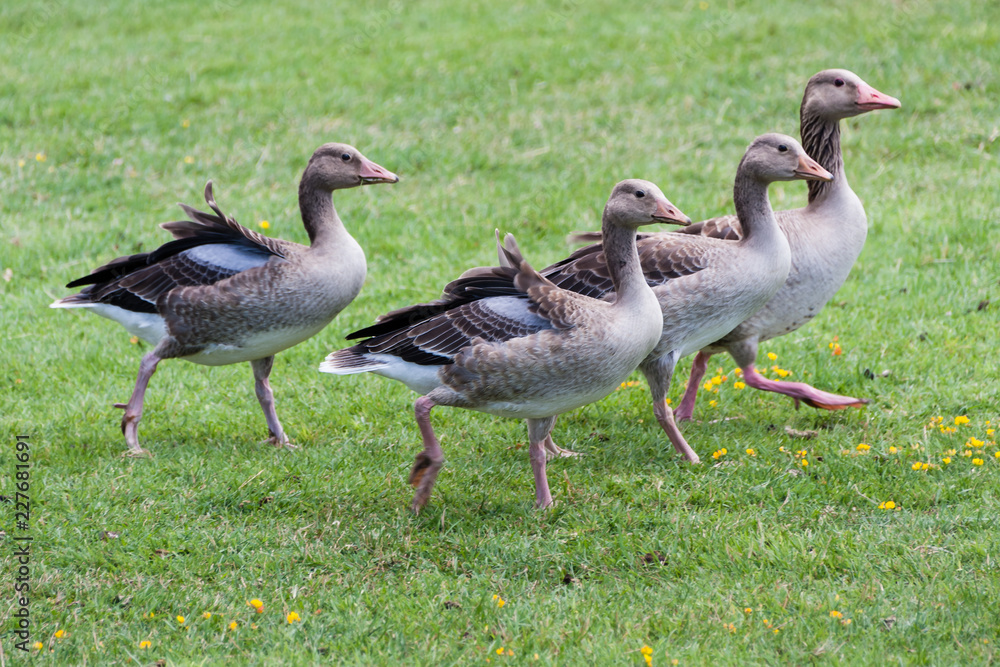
[856,81,901,110]
[359,156,399,184]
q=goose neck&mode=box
[298,178,346,247]
[800,108,846,203]
[600,214,647,302]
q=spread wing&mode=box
[57,181,284,314]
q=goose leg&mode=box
[527,416,557,508]
[675,351,712,422]
[251,356,293,449]
[641,353,701,464]
[540,417,582,459]
[409,396,444,513]
[740,365,870,411]
[114,351,160,458]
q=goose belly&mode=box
[182,321,330,366]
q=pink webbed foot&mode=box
[741,366,869,411]
[674,351,711,422]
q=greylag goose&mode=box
[52,143,398,456]
[320,180,690,509]
[365,135,832,464]
[671,69,900,420]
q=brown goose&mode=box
[52,143,398,456]
[671,69,900,420]
[321,180,689,509]
[363,135,832,464]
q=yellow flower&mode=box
[259,220,270,229]
[183,156,194,164]
[734,381,745,390]
[497,647,505,655]
[800,459,809,467]
[744,607,753,614]
[773,628,780,634]
[967,437,984,448]
[831,343,842,356]
[229,621,238,630]
[18,159,26,167]
[287,611,300,623]
[139,640,152,649]
[964,450,973,457]
[202,612,211,619]
[248,598,264,612]
[177,615,185,624]
[878,500,897,510]
[641,645,653,656]
[36,152,47,162]
[987,429,995,435]
[54,629,65,639]
[911,462,922,470]
[947,449,957,456]
[767,352,777,361]
[973,458,984,466]
[856,443,870,452]
[672,660,679,666]
[709,400,718,408]
[942,457,951,465]
[182,119,190,128]
[33,642,43,650]
[147,612,155,619]
[830,610,842,618]
[994,452,1000,459]
[492,594,505,608]
[746,448,756,456]
[955,415,970,425]
[841,618,852,626]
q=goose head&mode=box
[303,142,399,191]
[605,179,691,229]
[802,69,901,121]
[741,133,834,183]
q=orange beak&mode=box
[856,81,901,110]
[359,156,399,184]
[794,154,834,182]
[653,198,692,226]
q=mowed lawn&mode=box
[2,0,999,664]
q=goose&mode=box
[671,69,900,420]
[358,135,832,465]
[52,143,398,456]
[321,180,690,509]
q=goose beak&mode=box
[359,157,400,184]
[794,154,834,182]
[653,198,692,226]
[856,81,901,110]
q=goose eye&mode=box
[341,153,352,162]
[635,190,646,198]
[777,144,788,153]
[834,78,845,87]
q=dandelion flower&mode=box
[492,594,505,608]
[36,153,47,162]
[878,500,897,510]
[746,448,756,456]
[54,629,65,639]
[856,443,870,452]
[767,352,777,361]
[248,599,264,612]
[830,610,842,618]
[942,457,951,465]
[287,612,300,623]
[147,612,155,619]
[744,607,753,614]
[641,645,653,656]
[259,220,270,229]
[911,462,922,470]
[831,343,842,356]
[33,642,43,650]
[994,452,1000,459]
[229,621,238,630]
[955,415,970,426]
[497,647,505,655]
[177,615,185,624]
[709,400,718,408]
[800,459,809,467]
[734,381,745,390]
[888,446,898,454]
[139,640,152,649]
[703,381,714,392]
[973,458,984,466]
[841,618,852,626]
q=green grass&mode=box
[2,0,999,664]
